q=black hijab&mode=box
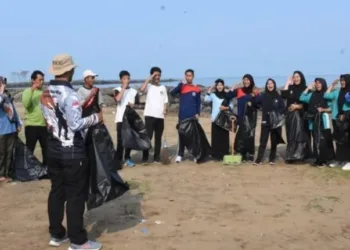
[242,74,255,94]
[309,78,328,114]
[263,78,279,111]
[214,78,227,99]
[289,71,307,95]
[337,74,350,115]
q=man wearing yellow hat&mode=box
[41,54,103,250]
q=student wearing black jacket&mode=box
[253,79,285,165]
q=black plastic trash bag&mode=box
[214,110,236,131]
[312,113,335,162]
[234,105,257,156]
[177,118,211,163]
[333,118,350,145]
[13,138,47,182]
[122,106,151,151]
[87,123,129,210]
[285,111,308,161]
[269,110,285,129]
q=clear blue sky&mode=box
[1,0,349,80]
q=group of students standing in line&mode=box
[203,71,350,170]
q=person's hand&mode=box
[231,82,241,91]
[0,82,5,94]
[17,127,21,133]
[148,72,157,81]
[220,106,227,111]
[251,87,259,96]
[97,112,103,123]
[288,104,297,112]
[340,114,344,121]
[31,82,39,91]
[163,109,167,116]
[90,88,98,96]
[195,114,199,119]
[128,102,134,108]
[317,107,324,113]
[181,78,186,84]
[332,79,339,88]
[308,82,315,90]
[286,76,293,86]
[207,84,215,94]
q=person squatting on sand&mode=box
[40,54,103,250]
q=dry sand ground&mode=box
[1,107,350,250]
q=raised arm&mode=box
[139,73,155,93]
[22,88,35,109]
[65,93,101,132]
[170,82,183,97]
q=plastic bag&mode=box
[234,106,257,155]
[268,111,285,129]
[87,123,129,210]
[312,113,335,161]
[13,138,47,182]
[214,110,236,131]
[177,118,211,163]
[285,111,308,161]
[122,106,151,151]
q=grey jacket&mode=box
[41,80,99,159]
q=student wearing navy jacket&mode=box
[224,74,259,162]
[171,69,201,163]
[253,78,285,165]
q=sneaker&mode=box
[342,162,350,171]
[269,161,275,165]
[153,161,162,165]
[175,156,182,163]
[329,161,340,168]
[68,240,102,250]
[124,159,135,167]
[193,158,197,163]
[142,160,148,166]
[49,236,69,247]
[253,161,262,166]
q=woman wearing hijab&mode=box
[253,78,285,165]
[204,79,232,160]
[300,78,335,167]
[224,74,259,162]
[324,74,350,169]
[281,71,309,163]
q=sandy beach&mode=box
[1,106,350,250]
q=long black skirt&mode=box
[211,122,229,160]
[333,120,350,162]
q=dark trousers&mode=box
[25,126,48,166]
[116,122,131,161]
[0,132,16,178]
[177,133,185,157]
[47,157,88,245]
[142,116,164,162]
[256,126,281,163]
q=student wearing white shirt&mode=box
[114,71,138,167]
[139,67,168,164]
